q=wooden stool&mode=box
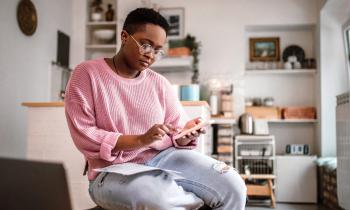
[241,174,276,208]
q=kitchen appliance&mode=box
[253,120,269,135]
[238,113,254,135]
[285,144,309,155]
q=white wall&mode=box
[70,0,321,155]
[72,0,321,78]
[319,0,350,157]
[72,0,322,113]
[0,0,324,158]
[0,0,72,158]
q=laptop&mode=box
[0,157,72,210]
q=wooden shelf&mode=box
[86,21,117,26]
[151,56,193,72]
[22,102,64,107]
[211,117,236,124]
[236,156,275,160]
[210,117,317,124]
[181,101,209,107]
[245,24,316,32]
[268,119,318,123]
[245,69,316,75]
[85,44,116,49]
[241,174,276,179]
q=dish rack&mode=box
[234,135,276,175]
[235,135,277,207]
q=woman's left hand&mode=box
[175,117,206,146]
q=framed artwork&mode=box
[249,37,280,61]
[159,7,185,40]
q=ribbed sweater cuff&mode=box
[100,133,122,161]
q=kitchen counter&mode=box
[22,101,209,108]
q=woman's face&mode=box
[121,24,167,71]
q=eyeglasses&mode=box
[129,35,165,60]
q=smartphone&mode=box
[173,119,214,140]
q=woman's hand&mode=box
[140,124,176,146]
[175,118,206,146]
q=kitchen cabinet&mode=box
[275,155,317,203]
[22,103,93,210]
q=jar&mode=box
[284,62,292,69]
[252,97,263,106]
[263,97,274,106]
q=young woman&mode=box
[65,8,246,210]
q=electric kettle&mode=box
[238,113,254,135]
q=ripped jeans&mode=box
[89,147,247,210]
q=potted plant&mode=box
[184,34,201,84]
[90,0,104,21]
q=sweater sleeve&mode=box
[64,63,122,162]
[162,79,198,149]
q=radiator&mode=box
[336,91,350,210]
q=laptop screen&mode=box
[0,158,72,210]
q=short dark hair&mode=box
[123,8,169,36]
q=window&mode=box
[343,17,350,82]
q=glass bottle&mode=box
[105,4,114,21]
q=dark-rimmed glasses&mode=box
[129,35,165,60]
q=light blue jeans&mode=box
[89,147,247,210]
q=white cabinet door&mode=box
[275,155,317,203]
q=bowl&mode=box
[91,12,103,22]
[93,29,115,42]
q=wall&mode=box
[72,0,321,109]
[72,0,320,77]
[69,0,322,155]
[0,0,322,158]
[0,0,72,158]
[319,0,350,157]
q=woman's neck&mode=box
[113,53,140,79]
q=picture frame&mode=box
[159,7,185,40]
[249,37,280,61]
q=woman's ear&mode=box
[121,30,128,45]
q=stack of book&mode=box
[216,125,235,166]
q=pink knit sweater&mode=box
[64,58,197,180]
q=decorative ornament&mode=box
[17,0,38,36]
